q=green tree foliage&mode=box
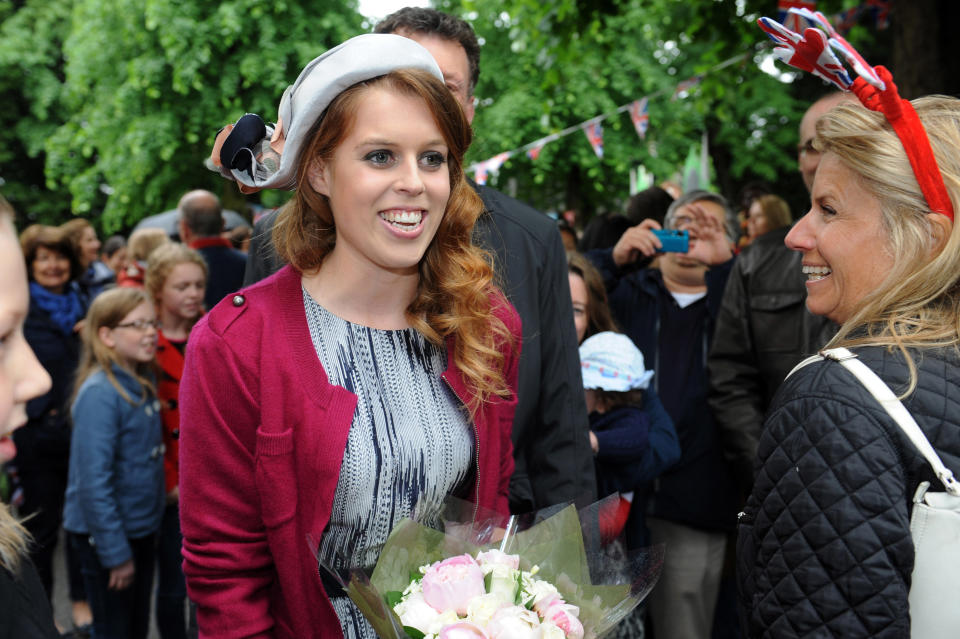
[440,0,854,218]
[0,0,915,230]
[3,0,361,231]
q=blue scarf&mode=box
[30,281,86,335]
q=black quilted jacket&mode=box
[737,345,960,637]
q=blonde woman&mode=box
[737,96,960,637]
[179,34,520,638]
[0,196,57,637]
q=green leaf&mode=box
[384,590,404,608]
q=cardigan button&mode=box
[232,294,246,307]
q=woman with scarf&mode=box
[14,224,91,632]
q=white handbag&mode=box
[790,347,960,638]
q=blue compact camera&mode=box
[651,228,689,253]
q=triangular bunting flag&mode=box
[629,98,650,140]
[583,120,604,158]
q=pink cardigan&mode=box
[178,265,520,638]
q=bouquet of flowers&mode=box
[313,495,663,639]
[391,548,585,638]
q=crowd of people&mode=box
[2,6,959,639]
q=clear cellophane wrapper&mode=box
[310,494,664,638]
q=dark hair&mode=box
[625,186,674,226]
[179,191,223,237]
[592,388,645,412]
[664,190,738,242]
[375,7,480,95]
[20,225,84,283]
[578,213,632,252]
[567,251,618,340]
[102,234,126,258]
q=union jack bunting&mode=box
[526,142,546,161]
[777,0,816,32]
[672,75,702,100]
[629,98,650,140]
[833,6,861,35]
[583,120,604,158]
[866,0,891,30]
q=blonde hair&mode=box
[273,69,514,412]
[73,288,157,405]
[818,96,960,393]
[127,228,170,262]
[0,197,31,573]
[145,243,208,313]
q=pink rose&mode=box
[439,622,489,639]
[542,600,584,639]
[422,554,485,615]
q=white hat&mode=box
[209,33,444,193]
[579,332,654,392]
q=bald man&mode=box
[708,95,845,498]
[178,190,247,309]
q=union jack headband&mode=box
[758,9,955,221]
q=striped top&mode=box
[303,290,474,638]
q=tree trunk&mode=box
[892,0,960,98]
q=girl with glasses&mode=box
[63,288,165,639]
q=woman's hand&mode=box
[108,559,135,590]
[166,486,179,504]
[589,431,599,454]
[612,219,663,267]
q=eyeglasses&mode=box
[114,319,161,331]
[667,214,695,230]
[797,139,819,156]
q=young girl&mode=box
[179,34,520,639]
[568,252,680,544]
[0,196,58,638]
[62,288,165,639]
[144,243,207,639]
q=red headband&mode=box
[758,9,954,221]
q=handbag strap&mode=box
[790,347,960,497]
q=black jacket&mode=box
[587,249,740,531]
[13,297,85,466]
[708,227,836,496]
[243,184,596,512]
[737,345,960,638]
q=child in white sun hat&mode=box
[579,331,680,546]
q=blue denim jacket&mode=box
[64,364,165,568]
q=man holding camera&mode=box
[586,190,740,639]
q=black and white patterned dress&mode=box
[304,290,474,638]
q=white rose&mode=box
[486,605,543,639]
[428,610,463,634]
[540,622,566,639]
[520,576,560,609]
[487,565,520,605]
[476,549,520,573]
[395,592,443,633]
[466,593,506,628]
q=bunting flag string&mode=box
[467,51,748,183]
[467,0,892,183]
